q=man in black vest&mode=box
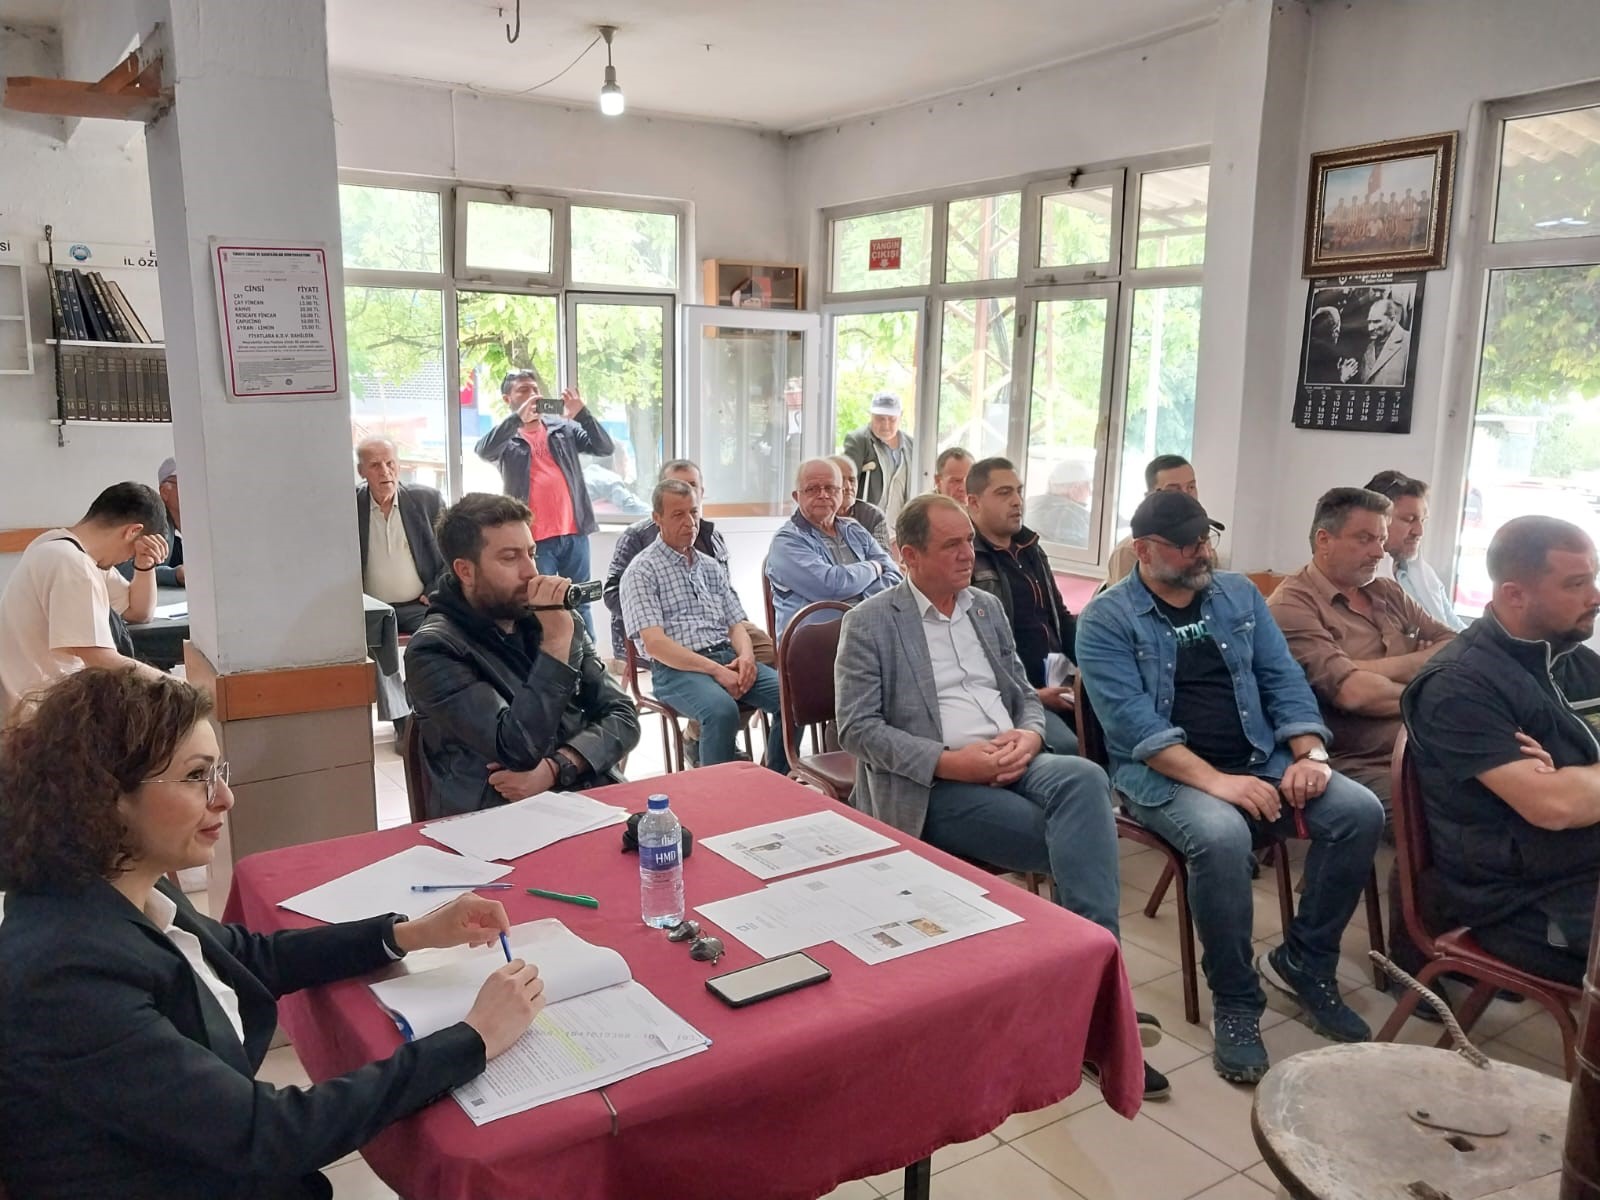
[355,436,446,636]
[1403,516,1600,986]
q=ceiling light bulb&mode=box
[600,65,625,116]
[598,26,624,116]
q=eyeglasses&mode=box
[1147,532,1218,559]
[142,761,230,805]
[800,484,842,497]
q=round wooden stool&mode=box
[1251,1042,1570,1199]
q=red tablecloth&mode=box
[227,763,1143,1200]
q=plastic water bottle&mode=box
[639,793,685,928]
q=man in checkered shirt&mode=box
[620,478,788,773]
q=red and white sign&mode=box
[868,237,902,272]
[212,241,339,400]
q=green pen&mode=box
[526,887,600,909]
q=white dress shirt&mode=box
[909,581,1013,748]
[144,886,245,1045]
[364,501,427,605]
[1375,551,1465,631]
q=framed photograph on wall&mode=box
[1292,271,1425,434]
[1302,131,1457,277]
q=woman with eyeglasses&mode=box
[0,668,545,1200]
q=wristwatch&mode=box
[1295,746,1330,764]
[549,753,583,790]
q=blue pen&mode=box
[499,932,512,963]
[410,883,513,893]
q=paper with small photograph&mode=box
[421,791,629,861]
[698,809,898,879]
[834,886,1023,965]
[277,845,511,925]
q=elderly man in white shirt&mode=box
[1364,470,1466,631]
[356,436,447,636]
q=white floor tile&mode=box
[1014,1105,1233,1200]
[818,1179,881,1200]
[862,1133,999,1194]
[1186,1173,1274,1199]
[1141,1058,1264,1170]
[919,1144,1088,1199]
[326,1156,397,1199]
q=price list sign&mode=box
[212,243,338,399]
[1291,270,1423,435]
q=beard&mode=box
[469,579,532,622]
[1148,558,1214,591]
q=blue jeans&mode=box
[1128,771,1384,1016]
[922,754,1120,938]
[1042,707,1079,756]
[535,533,595,639]
[650,646,789,775]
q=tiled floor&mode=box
[294,721,1570,1198]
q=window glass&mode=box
[1115,286,1202,535]
[1038,187,1114,268]
[570,206,678,288]
[946,193,1021,283]
[693,325,806,516]
[830,207,934,292]
[1495,105,1600,243]
[458,290,560,497]
[344,286,448,491]
[464,201,553,275]
[338,185,441,273]
[1025,297,1111,551]
[572,300,667,520]
[830,309,921,448]
[937,296,1014,460]
[1136,166,1209,268]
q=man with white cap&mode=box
[842,391,916,527]
[1027,451,1095,548]
[116,457,184,587]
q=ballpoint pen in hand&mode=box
[499,932,512,963]
[410,883,514,893]
[526,887,600,909]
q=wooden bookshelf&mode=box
[47,338,165,349]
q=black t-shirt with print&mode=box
[1152,593,1254,770]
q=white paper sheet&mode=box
[151,602,189,620]
[421,791,628,862]
[277,845,510,925]
[369,919,631,1040]
[834,886,1023,965]
[698,809,897,880]
[1045,652,1074,688]
[452,981,710,1124]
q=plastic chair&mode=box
[775,600,857,802]
[399,716,430,823]
[1375,730,1581,1077]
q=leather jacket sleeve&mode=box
[473,411,523,463]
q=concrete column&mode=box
[138,0,375,908]
[1190,0,1311,568]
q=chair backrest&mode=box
[399,716,430,824]
[1387,727,1438,956]
[1247,570,1286,597]
[761,553,777,637]
[778,600,851,765]
[1072,674,1111,770]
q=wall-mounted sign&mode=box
[211,241,338,400]
[868,237,902,272]
[1292,270,1424,434]
[35,240,158,269]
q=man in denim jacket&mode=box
[767,458,900,635]
[1077,492,1383,1084]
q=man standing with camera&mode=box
[405,493,640,817]
[474,368,615,637]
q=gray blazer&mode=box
[835,580,1047,837]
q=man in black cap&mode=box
[1076,491,1384,1085]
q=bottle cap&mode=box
[646,793,670,811]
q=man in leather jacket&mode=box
[404,493,639,818]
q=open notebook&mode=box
[369,920,709,1124]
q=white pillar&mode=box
[1190,0,1312,568]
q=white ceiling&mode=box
[326,0,1221,133]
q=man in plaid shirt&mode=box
[620,479,787,773]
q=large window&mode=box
[1452,91,1600,618]
[822,155,1208,566]
[339,180,681,516]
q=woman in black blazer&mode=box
[0,669,546,1200]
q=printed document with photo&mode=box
[698,809,898,880]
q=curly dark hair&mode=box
[0,668,212,893]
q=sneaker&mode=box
[1136,1010,1164,1048]
[1258,945,1371,1043]
[1082,1060,1171,1101]
[1211,1011,1270,1084]
[681,733,699,768]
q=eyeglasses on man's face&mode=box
[1147,532,1218,559]
[800,483,842,497]
[142,761,231,805]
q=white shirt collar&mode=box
[908,580,973,622]
[144,884,179,932]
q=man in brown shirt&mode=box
[1267,486,1455,807]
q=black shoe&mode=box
[1136,1010,1164,1048]
[1083,1060,1171,1101]
[391,715,408,741]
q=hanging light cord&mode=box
[514,32,603,96]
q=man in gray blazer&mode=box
[836,494,1168,1099]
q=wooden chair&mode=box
[775,601,857,802]
[623,641,766,772]
[1375,730,1582,1077]
[399,715,430,823]
[761,554,777,637]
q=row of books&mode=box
[50,267,156,343]
[56,347,171,422]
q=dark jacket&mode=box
[0,878,485,1200]
[356,482,446,597]
[404,575,640,817]
[1403,611,1600,931]
[841,426,915,512]
[603,515,729,660]
[970,524,1078,673]
[473,410,616,538]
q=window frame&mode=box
[1022,168,1125,285]
[453,186,566,288]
